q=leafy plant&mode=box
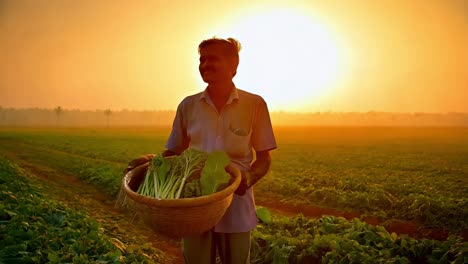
[256,207,272,224]
[200,151,230,195]
[137,149,231,199]
[137,149,206,199]
[137,154,173,199]
[0,157,164,263]
[250,213,468,264]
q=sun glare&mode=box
[215,7,345,111]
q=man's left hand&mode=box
[235,170,253,196]
[231,150,272,196]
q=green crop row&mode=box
[0,157,164,263]
[251,213,468,264]
[0,127,167,163]
[0,140,124,197]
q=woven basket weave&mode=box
[122,162,241,238]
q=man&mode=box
[163,37,277,264]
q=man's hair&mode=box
[198,37,241,76]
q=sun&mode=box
[213,7,345,111]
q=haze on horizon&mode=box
[1,0,467,113]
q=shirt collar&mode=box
[199,86,239,105]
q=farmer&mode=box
[162,37,277,264]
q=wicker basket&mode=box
[122,162,241,238]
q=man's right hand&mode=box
[123,154,156,175]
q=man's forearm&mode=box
[162,149,177,157]
[234,150,271,195]
[246,151,272,187]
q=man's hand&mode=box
[235,170,253,196]
[234,150,272,196]
[123,154,156,175]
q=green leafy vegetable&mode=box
[137,149,207,199]
[137,149,231,199]
[256,207,272,224]
[137,154,173,199]
[200,151,231,195]
[182,180,202,198]
[175,149,207,198]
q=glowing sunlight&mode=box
[218,7,346,111]
[3,1,466,113]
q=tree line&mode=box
[0,106,467,127]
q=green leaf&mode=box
[47,252,60,263]
[156,154,171,185]
[46,213,65,227]
[4,209,17,217]
[256,207,272,224]
[200,151,230,195]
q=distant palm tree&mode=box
[104,109,112,128]
[54,106,63,126]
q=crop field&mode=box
[0,157,169,263]
[1,126,467,263]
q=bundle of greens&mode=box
[136,149,231,199]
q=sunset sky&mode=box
[1,0,467,112]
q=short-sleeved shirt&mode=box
[166,87,277,233]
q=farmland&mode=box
[0,157,171,263]
[1,126,467,263]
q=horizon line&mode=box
[0,106,467,115]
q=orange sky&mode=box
[1,0,467,112]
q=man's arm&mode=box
[123,153,156,174]
[162,149,177,157]
[235,150,272,195]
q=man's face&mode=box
[199,44,235,85]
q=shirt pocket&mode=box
[224,125,252,159]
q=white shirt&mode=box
[166,87,277,233]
